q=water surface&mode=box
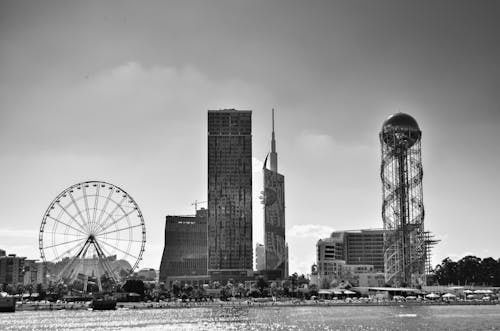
[1,304,499,330]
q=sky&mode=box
[1,0,499,276]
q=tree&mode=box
[456,256,481,285]
[171,281,181,298]
[479,257,498,285]
[123,279,145,296]
[289,273,298,292]
[434,257,458,285]
[297,274,309,287]
[256,276,268,294]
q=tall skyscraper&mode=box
[207,109,253,277]
[262,109,287,278]
[380,113,426,286]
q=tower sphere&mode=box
[381,112,421,148]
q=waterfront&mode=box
[1,304,499,330]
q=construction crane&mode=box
[191,200,207,213]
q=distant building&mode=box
[0,249,5,257]
[318,229,385,272]
[207,109,253,280]
[355,272,386,287]
[159,208,208,287]
[262,109,287,279]
[316,229,385,287]
[36,261,48,288]
[135,268,157,282]
[23,259,38,286]
[255,243,265,271]
[0,254,26,285]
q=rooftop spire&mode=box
[270,108,278,172]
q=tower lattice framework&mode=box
[380,113,426,286]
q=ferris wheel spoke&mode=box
[52,232,86,238]
[50,238,88,262]
[97,239,140,260]
[97,196,127,233]
[94,188,114,234]
[96,223,142,237]
[68,190,90,231]
[55,202,88,233]
[102,237,144,243]
[81,186,93,231]
[97,209,136,234]
[91,185,100,233]
[44,237,87,249]
[47,215,88,235]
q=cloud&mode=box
[296,131,335,157]
[287,224,334,239]
[252,157,264,173]
[0,61,271,156]
[0,229,37,239]
[286,224,335,275]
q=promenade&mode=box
[14,298,500,312]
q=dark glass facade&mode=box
[263,168,286,277]
[207,109,253,272]
[344,230,385,272]
[159,209,208,282]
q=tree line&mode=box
[433,255,500,286]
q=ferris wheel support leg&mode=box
[58,238,91,284]
[93,239,120,284]
[83,275,88,294]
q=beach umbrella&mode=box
[483,289,493,294]
[343,290,356,295]
[466,294,476,299]
[474,289,485,294]
[442,293,456,298]
[463,289,473,294]
[425,293,439,299]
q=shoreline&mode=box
[14,300,500,312]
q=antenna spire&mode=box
[270,108,278,172]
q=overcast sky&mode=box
[1,0,499,275]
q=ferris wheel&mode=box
[39,181,146,286]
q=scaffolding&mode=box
[380,113,426,287]
[424,231,440,274]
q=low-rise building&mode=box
[0,254,26,286]
[135,268,157,281]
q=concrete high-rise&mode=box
[0,254,26,285]
[317,229,385,273]
[159,208,208,286]
[207,109,253,278]
[262,109,287,278]
[316,229,385,287]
